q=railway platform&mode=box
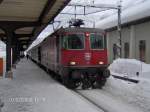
[0,58,102,112]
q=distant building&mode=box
[96,1,150,64]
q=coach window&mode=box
[67,34,84,49]
[139,40,146,62]
[90,34,104,49]
[124,42,129,58]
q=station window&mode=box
[90,34,104,49]
[124,42,129,58]
[139,40,146,62]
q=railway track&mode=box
[73,90,108,112]
[73,89,143,112]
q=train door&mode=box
[38,47,41,63]
[139,40,146,62]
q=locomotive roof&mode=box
[57,27,105,34]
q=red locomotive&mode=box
[28,27,110,89]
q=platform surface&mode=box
[0,58,103,112]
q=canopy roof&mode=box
[0,0,71,50]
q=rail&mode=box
[74,90,108,112]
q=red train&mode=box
[28,27,110,89]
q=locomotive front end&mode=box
[60,28,110,89]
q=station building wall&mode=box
[107,21,150,64]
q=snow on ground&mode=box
[1,58,150,112]
[104,59,150,112]
[78,89,143,112]
[0,59,103,112]
[104,77,150,112]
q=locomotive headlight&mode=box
[99,61,104,65]
[70,61,76,65]
[85,32,90,37]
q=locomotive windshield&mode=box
[62,34,84,49]
[90,34,104,49]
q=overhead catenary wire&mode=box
[62,0,122,58]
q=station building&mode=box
[97,1,150,64]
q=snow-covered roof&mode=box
[96,0,150,29]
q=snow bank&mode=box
[104,76,150,112]
[105,59,150,112]
[109,58,150,79]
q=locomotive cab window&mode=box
[90,34,104,49]
[62,35,68,49]
[62,34,84,49]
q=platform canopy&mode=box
[0,0,71,50]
